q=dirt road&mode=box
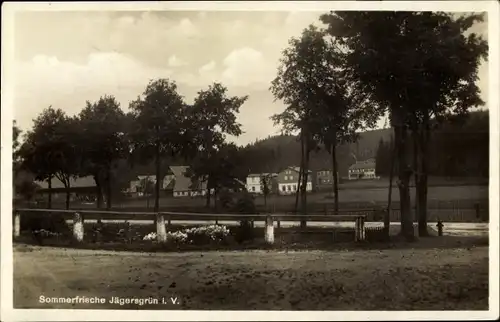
[13,238,488,310]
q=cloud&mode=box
[199,60,216,73]
[168,55,188,67]
[220,47,275,87]
[172,18,199,38]
[14,52,173,129]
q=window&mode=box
[290,176,294,181]
[287,185,291,191]
[252,186,255,192]
[282,185,286,192]
[293,185,297,191]
[284,175,288,180]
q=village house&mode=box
[245,173,278,194]
[348,158,377,180]
[170,165,208,197]
[313,169,339,191]
[127,173,175,197]
[35,175,98,202]
[277,166,313,195]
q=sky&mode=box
[12,10,489,146]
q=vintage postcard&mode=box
[1,1,499,321]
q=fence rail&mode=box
[13,208,368,244]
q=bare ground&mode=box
[13,237,489,310]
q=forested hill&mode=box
[239,128,394,177]
[240,110,489,178]
[60,110,487,188]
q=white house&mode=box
[245,173,278,194]
[348,158,377,180]
[277,167,312,195]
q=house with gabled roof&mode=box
[170,165,205,197]
[276,166,312,195]
[35,175,99,201]
[348,158,377,180]
[245,173,278,194]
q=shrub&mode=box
[233,219,255,244]
[21,212,71,236]
[143,232,157,241]
[217,189,235,210]
[166,231,188,244]
[365,226,389,242]
[233,193,256,214]
[142,224,231,246]
[185,225,231,245]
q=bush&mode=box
[217,189,235,210]
[142,224,231,246]
[21,213,71,236]
[365,226,388,242]
[233,193,257,214]
[233,220,255,244]
[185,225,231,245]
[166,231,189,244]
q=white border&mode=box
[1,1,499,321]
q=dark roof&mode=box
[170,166,206,192]
[285,166,312,174]
[36,176,96,189]
[247,173,278,178]
[349,161,376,170]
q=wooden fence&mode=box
[13,208,369,244]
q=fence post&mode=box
[14,211,21,238]
[354,216,365,242]
[360,216,366,241]
[355,216,360,242]
[265,214,274,245]
[156,214,167,243]
[73,212,84,242]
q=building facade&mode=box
[314,169,339,191]
[245,173,278,194]
[348,158,377,180]
[277,167,312,195]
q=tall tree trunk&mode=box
[106,164,112,210]
[394,122,413,241]
[154,144,161,213]
[205,180,211,208]
[300,140,310,229]
[94,174,103,209]
[299,133,307,229]
[417,115,430,236]
[412,126,420,235]
[213,188,218,212]
[331,142,339,216]
[48,175,52,209]
[64,178,71,210]
[385,132,396,235]
[295,157,303,214]
[295,131,304,214]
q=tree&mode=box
[375,138,393,177]
[320,11,487,239]
[13,120,22,186]
[77,95,128,209]
[270,25,373,223]
[19,107,80,209]
[129,79,188,213]
[185,83,248,208]
[139,177,155,209]
[260,174,272,210]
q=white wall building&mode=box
[246,173,277,194]
[277,167,313,195]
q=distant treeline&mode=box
[375,110,489,178]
